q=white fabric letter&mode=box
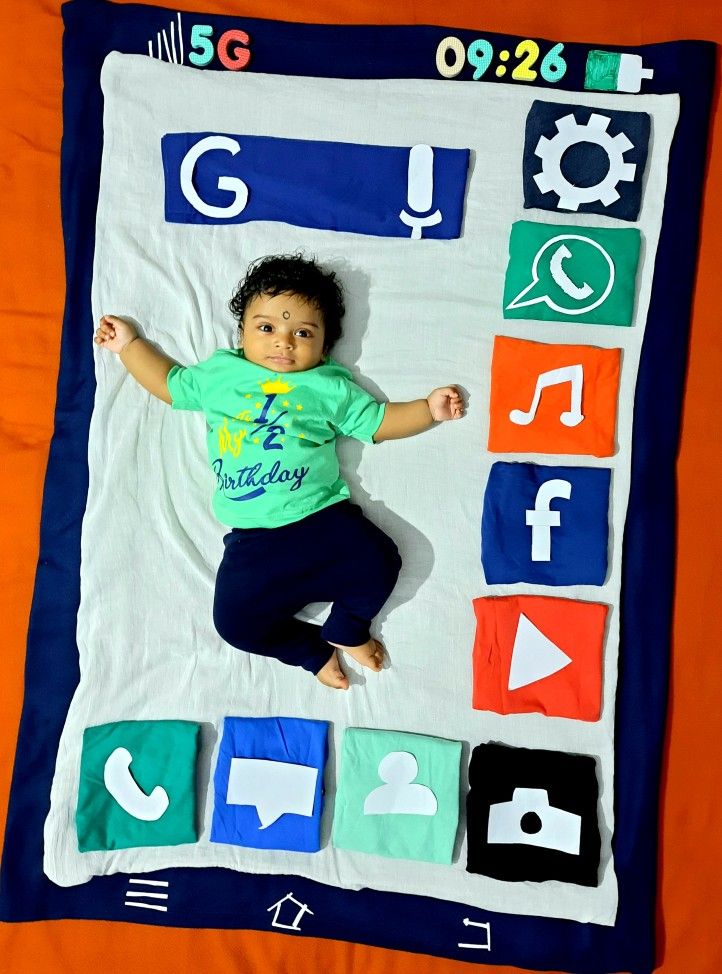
[180,135,249,218]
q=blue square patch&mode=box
[482,462,611,585]
[523,101,650,221]
[210,716,328,853]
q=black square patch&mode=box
[466,742,601,886]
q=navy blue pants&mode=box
[213,501,402,674]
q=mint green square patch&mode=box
[332,728,461,864]
[503,221,641,326]
[76,720,200,852]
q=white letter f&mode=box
[525,479,572,562]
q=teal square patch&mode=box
[503,221,641,326]
[76,720,201,852]
[332,728,461,864]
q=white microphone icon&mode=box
[399,144,443,239]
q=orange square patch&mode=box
[471,595,608,721]
[488,336,621,457]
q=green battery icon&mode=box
[584,50,654,93]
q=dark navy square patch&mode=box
[481,462,611,585]
[466,742,601,886]
[523,101,650,221]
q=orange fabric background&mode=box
[0,1,720,972]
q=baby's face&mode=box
[240,291,326,373]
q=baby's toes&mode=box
[372,640,385,669]
[316,651,349,690]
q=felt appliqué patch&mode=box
[503,221,641,326]
[523,101,650,221]
[210,716,328,853]
[76,720,200,852]
[466,742,601,886]
[332,728,461,864]
[584,50,655,94]
[471,595,608,720]
[162,132,470,238]
[488,336,621,457]
[481,462,611,585]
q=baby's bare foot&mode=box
[316,650,349,690]
[330,638,385,673]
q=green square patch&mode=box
[503,221,641,326]
[332,727,461,864]
[584,50,621,92]
[76,719,201,852]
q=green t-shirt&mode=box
[167,350,385,528]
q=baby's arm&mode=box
[94,315,177,404]
[373,386,464,442]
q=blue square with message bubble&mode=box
[210,716,328,853]
[482,462,611,585]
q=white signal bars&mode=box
[147,12,184,64]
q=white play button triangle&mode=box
[508,613,573,691]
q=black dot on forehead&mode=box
[282,310,290,319]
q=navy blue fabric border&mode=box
[0,2,714,972]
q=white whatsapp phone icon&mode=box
[103,746,170,821]
[549,244,593,301]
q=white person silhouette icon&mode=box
[363,751,438,816]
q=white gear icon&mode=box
[533,112,637,211]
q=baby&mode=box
[95,254,464,689]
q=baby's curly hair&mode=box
[229,254,345,351]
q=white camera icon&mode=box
[487,787,581,856]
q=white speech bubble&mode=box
[506,234,615,316]
[226,758,319,829]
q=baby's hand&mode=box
[427,386,465,422]
[94,315,138,355]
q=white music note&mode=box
[509,364,584,427]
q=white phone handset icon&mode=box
[104,746,170,821]
[549,243,593,301]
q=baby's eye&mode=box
[295,329,311,338]
[258,323,273,333]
